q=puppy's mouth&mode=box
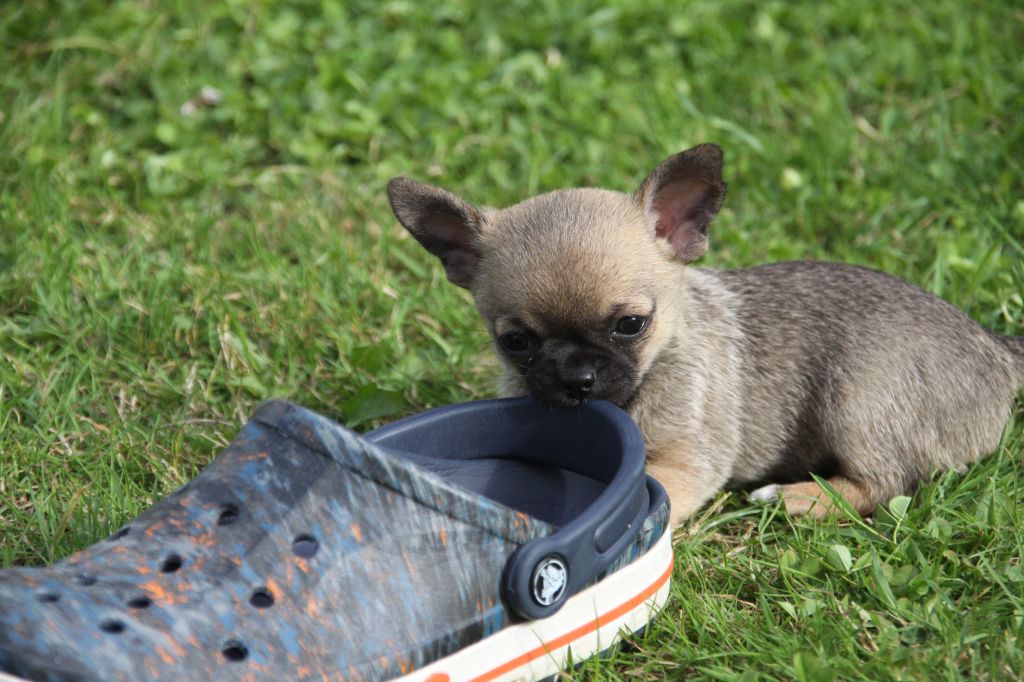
[536,391,589,409]
[524,377,639,410]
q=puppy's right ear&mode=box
[635,144,726,263]
[387,178,484,289]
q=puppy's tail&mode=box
[1004,335,1024,384]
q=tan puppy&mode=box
[387,145,1024,527]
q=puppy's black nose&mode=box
[561,367,596,399]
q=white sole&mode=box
[392,528,674,682]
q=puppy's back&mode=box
[713,261,1023,491]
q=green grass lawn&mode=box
[2,0,1023,679]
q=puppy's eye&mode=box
[613,315,649,337]
[498,330,537,355]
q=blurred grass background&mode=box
[1,0,1023,678]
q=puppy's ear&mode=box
[635,144,726,263]
[387,178,484,288]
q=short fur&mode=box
[387,145,1024,526]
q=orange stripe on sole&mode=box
[468,556,674,682]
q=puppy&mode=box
[387,144,1024,526]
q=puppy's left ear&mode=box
[635,143,726,263]
[387,178,484,289]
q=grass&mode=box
[1,0,1023,678]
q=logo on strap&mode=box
[531,556,568,607]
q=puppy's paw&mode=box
[748,484,779,503]
[751,477,879,518]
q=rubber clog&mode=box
[0,398,671,681]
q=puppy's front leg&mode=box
[646,448,731,528]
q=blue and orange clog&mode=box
[0,397,672,681]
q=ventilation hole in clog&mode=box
[217,503,239,526]
[249,587,274,609]
[292,534,318,559]
[127,596,152,609]
[160,554,183,573]
[222,641,248,662]
[107,526,131,542]
[74,573,97,586]
[99,619,125,634]
[37,592,60,603]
